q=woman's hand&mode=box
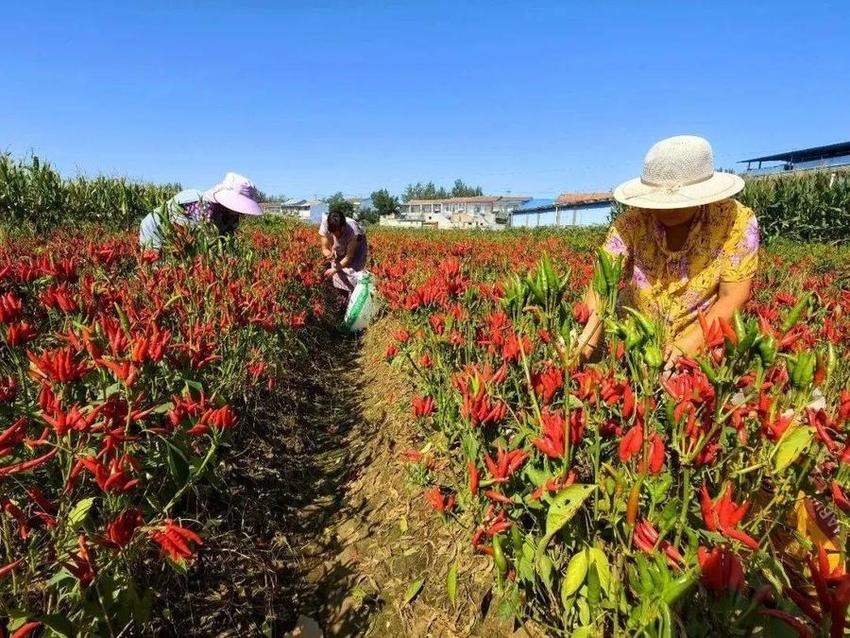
[662,342,684,379]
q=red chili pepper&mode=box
[468,461,479,495]
[622,383,635,419]
[2,500,29,539]
[759,610,813,638]
[0,417,27,448]
[11,621,43,638]
[784,587,821,624]
[618,425,643,462]
[626,483,640,526]
[697,546,745,593]
[483,489,513,505]
[0,447,57,477]
[0,557,24,579]
[719,317,738,345]
[831,481,850,513]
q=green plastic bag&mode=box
[343,272,379,332]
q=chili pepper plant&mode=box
[0,223,326,635]
[375,232,850,637]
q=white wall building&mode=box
[382,196,530,230]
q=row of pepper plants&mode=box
[0,221,327,636]
[371,229,850,637]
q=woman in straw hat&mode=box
[139,172,263,250]
[578,135,759,367]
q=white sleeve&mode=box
[319,214,329,237]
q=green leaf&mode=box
[537,553,555,594]
[446,562,458,605]
[152,401,174,415]
[588,547,611,595]
[166,442,190,486]
[403,577,425,606]
[67,497,95,530]
[561,550,589,602]
[518,542,536,583]
[774,425,814,473]
[536,484,596,558]
[523,464,548,488]
[564,394,584,410]
[37,613,76,638]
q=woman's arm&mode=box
[668,278,753,359]
[320,234,334,258]
[336,235,361,269]
[577,287,605,361]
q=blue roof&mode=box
[516,198,555,211]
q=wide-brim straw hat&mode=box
[613,135,744,210]
[204,172,263,216]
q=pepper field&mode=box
[1,209,850,636]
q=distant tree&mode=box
[370,188,400,217]
[327,193,355,218]
[402,179,483,201]
[450,179,483,197]
[326,192,347,206]
[356,206,380,225]
[256,190,287,202]
[403,182,444,201]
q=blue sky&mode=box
[2,1,848,199]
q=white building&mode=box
[382,195,530,230]
[261,199,328,223]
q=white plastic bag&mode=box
[342,272,379,332]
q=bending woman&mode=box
[139,172,262,250]
[578,135,759,367]
[319,201,368,301]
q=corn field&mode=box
[737,169,850,244]
[0,155,179,230]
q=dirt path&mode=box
[288,319,528,638]
[149,318,526,637]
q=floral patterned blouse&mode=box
[601,198,760,342]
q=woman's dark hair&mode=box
[326,206,347,233]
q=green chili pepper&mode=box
[787,354,800,386]
[648,556,667,591]
[781,293,811,334]
[643,343,664,370]
[826,343,837,385]
[697,356,719,384]
[802,352,817,387]
[623,306,656,339]
[757,335,777,366]
[665,399,676,426]
[592,266,608,299]
[586,562,601,607]
[113,302,131,335]
[611,254,624,286]
[732,310,747,346]
[661,571,698,605]
[493,533,508,583]
[607,319,628,340]
[597,250,615,288]
[627,564,640,593]
[625,320,645,352]
[511,525,522,557]
[637,556,653,594]
[734,314,757,355]
[789,352,816,389]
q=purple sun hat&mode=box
[205,172,263,216]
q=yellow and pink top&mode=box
[602,198,760,341]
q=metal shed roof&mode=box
[740,141,850,164]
